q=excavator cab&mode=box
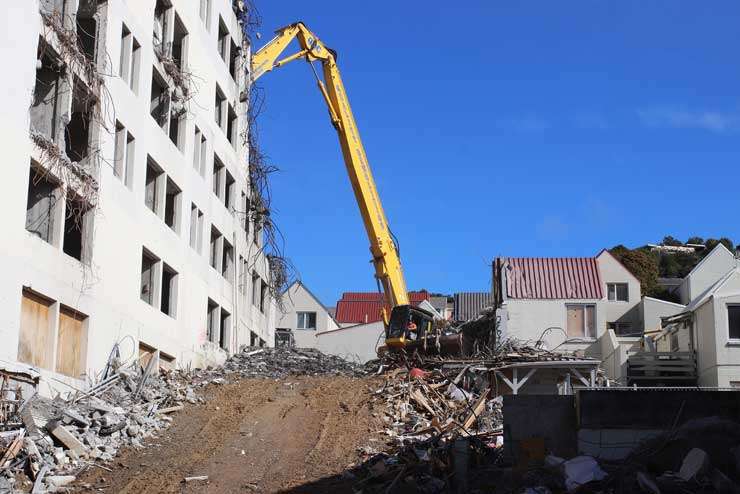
[385,304,436,349]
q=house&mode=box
[493,250,643,350]
[2,1,276,395]
[640,244,740,387]
[429,296,454,320]
[276,281,339,348]
[334,290,430,325]
[453,292,493,322]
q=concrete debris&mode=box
[0,345,369,492]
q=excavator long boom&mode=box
[251,22,410,316]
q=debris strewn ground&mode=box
[4,342,740,493]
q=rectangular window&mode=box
[18,289,55,370]
[160,262,178,317]
[222,239,233,281]
[207,298,219,343]
[251,272,259,307]
[199,133,208,177]
[217,17,229,62]
[212,154,224,199]
[238,256,246,295]
[193,126,202,171]
[119,24,132,84]
[241,191,249,232]
[229,38,239,81]
[164,177,181,233]
[297,312,317,330]
[210,226,222,270]
[189,203,203,252]
[214,85,226,129]
[150,69,169,129]
[56,306,87,378]
[153,0,170,50]
[220,308,230,350]
[260,280,267,313]
[607,283,629,302]
[566,304,595,338]
[172,13,188,71]
[114,122,135,187]
[62,197,92,263]
[141,248,159,305]
[26,165,60,245]
[119,24,140,92]
[227,103,237,147]
[607,321,634,337]
[728,305,740,340]
[144,158,163,214]
[224,169,235,210]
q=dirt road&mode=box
[76,376,383,493]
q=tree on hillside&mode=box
[686,236,704,245]
[704,237,734,254]
[662,235,683,246]
[609,246,659,297]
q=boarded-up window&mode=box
[566,304,595,338]
[18,290,54,370]
[56,307,86,378]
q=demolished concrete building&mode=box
[1,1,276,395]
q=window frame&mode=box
[607,282,629,302]
[565,304,596,339]
[728,304,740,341]
[296,311,317,330]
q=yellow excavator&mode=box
[251,23,439,351]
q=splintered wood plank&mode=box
[18,290,54,370]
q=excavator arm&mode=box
[251,23,411,318]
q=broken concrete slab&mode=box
[48,422,89,457]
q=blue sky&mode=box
[252,1,740,306]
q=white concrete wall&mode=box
[315,321,385,363]
[698,272,740,387]
[0,0,276,394]
[276,282,338,349]
[642,297,686,334]
[596,250,642,331]
[681,244,736,305]
[500,299,603,356]
[694,298,718,386]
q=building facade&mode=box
[1,0,276,392]
[276,281,339,348]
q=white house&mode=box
[276,281,339,348]
[493,250,642,351]
[2,1,277,395]
[653,244,740,387]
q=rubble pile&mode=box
[0,346,369,493]
[349,359,506,492]
[206,347,368,380]
[0,360,201,493]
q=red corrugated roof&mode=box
[334,291,429,324]
[503,257,603,299]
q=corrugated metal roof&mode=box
[334,291,430,324]
[454,292,493,321]
[502,257,604,300]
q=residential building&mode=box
[429,295,453,320]
[453,292,493,322]
[334,290,431,325]
[2,1,276,393]
[493,250,643,350]
[647,244,740,387]
[276,281,339,348]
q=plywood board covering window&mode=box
[18,289,54,370]
[56,307,87,378]
[566,304,595,338]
